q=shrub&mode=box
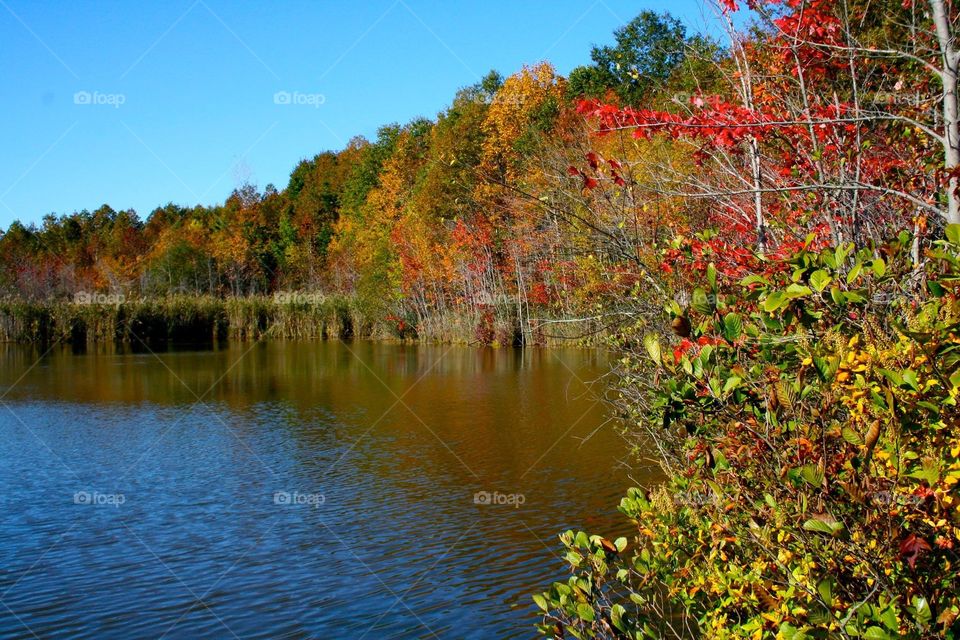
[536,228,960,639]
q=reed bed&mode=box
[0,295,605,346]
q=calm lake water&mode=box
[0,341,645,639]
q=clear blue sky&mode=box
[0,0,718,228]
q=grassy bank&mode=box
[0,295,603,346]
[0,295,356,344]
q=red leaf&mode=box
[899,534,931,569]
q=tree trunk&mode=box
[931,0,960,225]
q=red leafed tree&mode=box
[573,0,960,260]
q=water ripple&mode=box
[0,342,645,639]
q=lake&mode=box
[0,340,644,639]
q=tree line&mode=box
[0,10,723,344]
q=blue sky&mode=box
[0,0,718,228]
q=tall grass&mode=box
[0,295,352,344]
[0,295,606,346]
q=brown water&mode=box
[0,340,648,639]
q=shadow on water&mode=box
[0,340,655,639]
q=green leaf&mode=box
[950,369,960,390]
[835,243,851,267]
[722,313,743,342]
[712,448,729,471]
[740,274,769,287]
[830,286,844,305]
[723,376,742,393]
[817,577,835,607]
[707,480,724,498]
[611,603,627,631]
[763,291,787,313]
[798,464,824,488]
[708,377,722,396]
[847,262,863,284]
[803,515,844,537]
[876,368,903,386]
[911,596,931,625]
[845,290,867,304]
[872,258,886,277]
[699,344,713,364]
[901,369,919,391]
[841,426,864,446]
[946,224,960,245]
[706,262,717,290]
[643,334,661,366]
[812,356,837,381]
[614,537,627,553]
[533,594,549,612]
[809,269,831,292]
[907,459,941,485]
[691,287,714,314]
[863,627,891,639]
[576,603,595,622]
[777,622,811,640]
[785,283,812,298]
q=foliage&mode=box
[0,9,739,346]
[568,11,692,106]
[2,2,959,636]
[536,230,960,638]
[532,1,960,635]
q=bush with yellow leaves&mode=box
[536,227,960,639]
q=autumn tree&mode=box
[328,120,432,309]
[282,147,359,286]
